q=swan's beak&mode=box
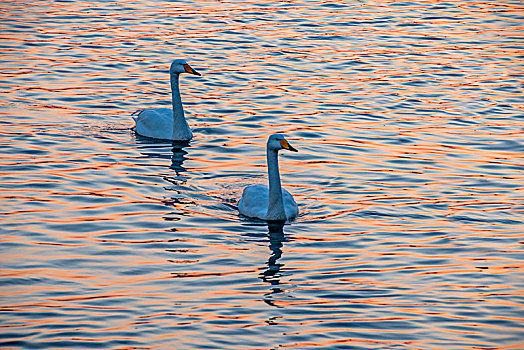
[183,64,201,76]
[279,139,298,152]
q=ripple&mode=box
[1,0,524,349]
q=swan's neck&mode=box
[170,73,191,140]
[266,149,286,221]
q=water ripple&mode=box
[1,0,524,349]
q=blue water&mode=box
[1,1,523,349]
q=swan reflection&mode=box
[135,133,190,176]
[167,143,188,175]
[260,221,288,307]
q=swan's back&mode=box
[239,184,269,219]
[133,108,173,140]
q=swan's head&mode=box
[268,134,298,152]
[170,59,201,76]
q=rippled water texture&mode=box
[1,1,523,349]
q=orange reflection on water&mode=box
[1,0,523,349]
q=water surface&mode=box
[1,1,523,349]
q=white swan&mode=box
[239,134,299,221]
[133,59,200,141]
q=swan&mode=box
[239,134,299,221]
[133,59,200,141]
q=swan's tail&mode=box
[131,110,142,130]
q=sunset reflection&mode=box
[1,0,523,349]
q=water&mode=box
[1,0,523,349]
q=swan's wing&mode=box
[238,184,269,220]
[133,108,173,139]
[282,188,299,219]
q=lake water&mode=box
[1,1,523,349]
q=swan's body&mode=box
[239,134,299,221]
[239,184,298,220]
[133,59,200,141]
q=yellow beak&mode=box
[279,139,298,152]
[183,63,201,76]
